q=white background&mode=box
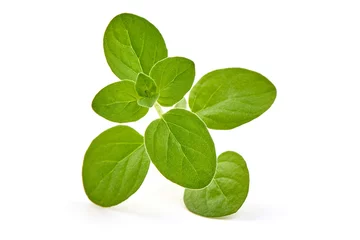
[1,0,359,239]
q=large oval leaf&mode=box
[92,80,148,123]
[144,109,216,189]
[82,125,150,207]
[189,68,277,129]
[184,151,250,217]
[150,57,195,106]
[104,13,168,81]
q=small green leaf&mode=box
[135,73,159,107]
[144,109,216,189]
[184,151,250,217]
[104,13,168,81]
[135,73,158,98]
[82,125,150,207]
[92,80,148,123]
[189,68,277,129]
[150,57,195,106]
[174,98,187,109]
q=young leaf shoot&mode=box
[135,73,159,107]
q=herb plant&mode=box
[82,13,277,217]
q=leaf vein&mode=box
[89,144,143,197]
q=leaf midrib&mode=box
[89,144,143,197]
[112,20,144,73]
[196,90,275,115]
[160,118,201,182]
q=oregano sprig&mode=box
[82,13,277,217]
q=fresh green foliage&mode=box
[83,13,277,217]
[104,13,167,81]
[184,151,250,217]
[135,73,159,107]
[82,125,150,207]
[189,68,277,129]
[92,80,148,123]
[144,109,216,188]
[150,57,195,106]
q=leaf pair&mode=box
[94,13,195,123]
[83,12,277,218]
[93,56,196,121]
[135,55,196,108]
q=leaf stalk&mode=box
[154,102,163,117]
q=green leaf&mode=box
[104,13,168,81]
[144,109,216,189]
[82,125,150,207]
[135,73,159,107]
[189,68,277,129]
[150,57,195,106]
[184,151,250,217]
[174,98,187,109]
[92,80,148,123]
[135,73,158,98]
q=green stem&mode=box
[154,102,163,117]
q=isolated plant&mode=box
[82,13,277,217]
